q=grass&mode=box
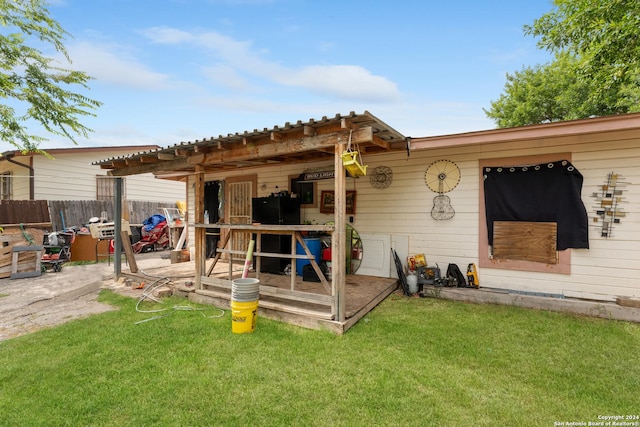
[0,291,638,426]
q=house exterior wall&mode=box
[409,128,640,302]
[0,161,30,199]
[187,127,640,302]
[1,149,185,203]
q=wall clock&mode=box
[424,160,460,220]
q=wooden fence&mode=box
[0,200,50,225]
[1,200,180,230]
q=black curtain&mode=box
[204,181,220,222]
[204,181,220,257]
[484,160,589,250]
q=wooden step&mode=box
[194,289,334,320]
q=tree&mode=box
[486,0,640,127]
[526,0,640,112]
[0,0,101,152]
[484,53,597,127]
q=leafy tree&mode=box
[0,0,101,152]
[485,53,595,127]
[526,0,640,112]
[486,0,640,127]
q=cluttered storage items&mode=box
[393,251,480,297]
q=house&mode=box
[410,112,640,303]
[0,145,184,203]
[0,145,187,266]
[93,111,640,332]
[0,145,186,227]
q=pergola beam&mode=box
[105,126,374,176]
[191,127,373,166]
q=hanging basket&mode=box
[341,151,367,177]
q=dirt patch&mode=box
[0,251,194,341]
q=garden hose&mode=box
[20,223,36,246]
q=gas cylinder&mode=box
[406,271,419,294]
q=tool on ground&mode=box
[392,249,411,296]
[467,263,479,288]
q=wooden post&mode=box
[120,230,138,273]
[121,198,130,222]
[333,141,346,322]
[195,165,206,289]
[114,177,123,277]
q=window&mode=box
[0,172,12,200]
[289,175,317,207]
[96,175,126,200]
[479,153,582,274]
[484,160,589,251]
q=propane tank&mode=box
[406,270,419,294]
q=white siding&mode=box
[186,132,640,301]
[0,162,30,199]
[31,150,184,202]
[411,131,640,301]
[125,174,185,204]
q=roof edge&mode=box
[1,145,162,158]
[411,112,640,150]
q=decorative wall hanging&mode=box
[424,159,460,220]
[320,190,356,214]
[369,166,393,189]
[591,172,626,238]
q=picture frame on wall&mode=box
[320,190,356,214]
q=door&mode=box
[223,175,257,261]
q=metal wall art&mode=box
[369,165,393,189]
[591,172,626,238]
[424,159,460,220]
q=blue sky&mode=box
[4,0,556,150]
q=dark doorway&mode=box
[204,181,220,257]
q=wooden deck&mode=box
[191,268,398,335]
[121,256,398,335]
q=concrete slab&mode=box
[430,286,640,323]
[0,250,182,341]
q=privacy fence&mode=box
[0,200,179,231]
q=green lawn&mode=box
[1,291,638,426]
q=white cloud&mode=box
[139,27,194,45]
[201,65,251,91]
[284,65,400,102]
[192,94,284,113]
[64,41,172,91]
[142,26,401,103]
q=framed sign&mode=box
[320,190,356,214]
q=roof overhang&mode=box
[2,145,162,160]
[410,112,640,150]
[93,111,408,179]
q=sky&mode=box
[2,0,556,151]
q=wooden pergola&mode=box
[94,111,409,332]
